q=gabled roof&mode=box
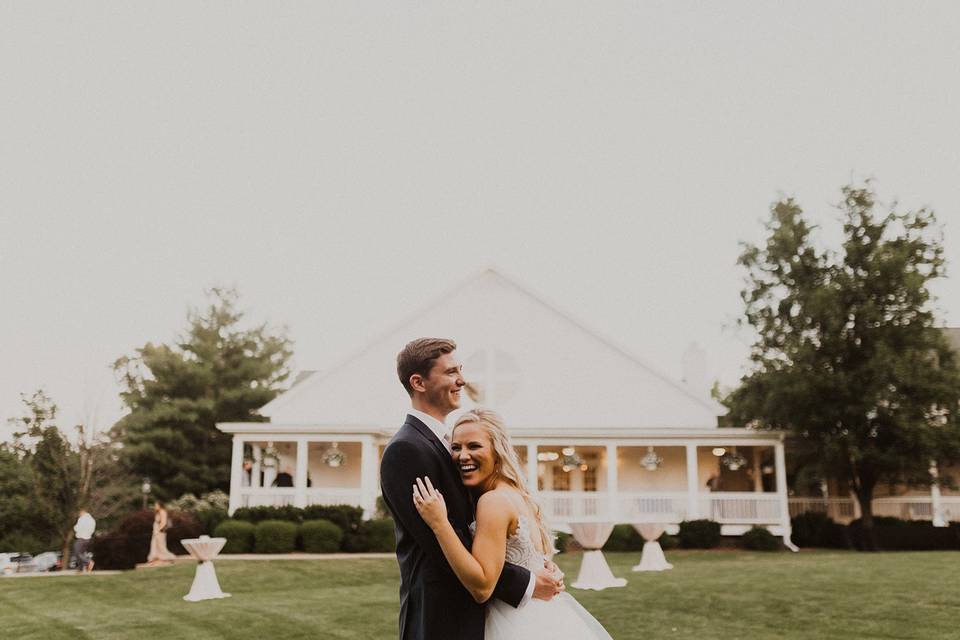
[258,269,724,431]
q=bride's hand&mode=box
[412,476,447,530]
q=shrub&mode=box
[790,512,848,549]
[847,517,960,551]
[678,519,721,549]
[213,520,256,554]
[603,524,645,552]
[343,519,396,552]
[553,531,574,554]
[302,505,364,535]
[300,520,343,553]
[657,533,678,550]
[254,520,298,553]
[741,526,781,551]
[375,495,391,519]
[232,505,303,524]
[90,509,201,570]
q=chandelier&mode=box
[322,442,347,468]
[721,447,747,471]
[560,446,586,472]
[640,446,662,471]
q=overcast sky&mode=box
[2,1,959,438]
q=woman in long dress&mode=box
[413,408,613,639]
[147,501,176,565]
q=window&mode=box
[582,467,597,492]
[552,465,570,491]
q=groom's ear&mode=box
[409,373,426,393]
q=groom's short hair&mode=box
[397,337,457,396]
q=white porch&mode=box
[220,423,792,538]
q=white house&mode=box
[218,269,797,544]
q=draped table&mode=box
[181,536,231,602]
[631,523,673,572]
[568,522,627,590]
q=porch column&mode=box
[229,436,244,515]
[361,436,379,518]
[930,461,947,527]
[294,439,308,508]
[685,444,699,519]
[606,444,618,522]
[251,444,262,488]
[774,440,789,526]
[526,444,538,494]
[752,447,763,492]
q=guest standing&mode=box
[147,501,176,566]
[73,508,96,573]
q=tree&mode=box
[5,390,136,560]
[112,288,292,499]
[726,184,960,549]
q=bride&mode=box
[412,408,613,639]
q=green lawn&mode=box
[3,551,959,640]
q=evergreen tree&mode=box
[113,288,292,499]
[726,184,960,549]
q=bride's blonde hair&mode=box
[453,408,553,556]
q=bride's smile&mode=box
[451,423,496,489]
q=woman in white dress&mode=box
[147,501,176,566]
[413,408,613,639]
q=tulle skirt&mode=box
[486,592,613,639]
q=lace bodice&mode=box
[471,513,545,573]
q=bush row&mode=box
[91,509,204,570]
[212,517,395,554]
[790,512,960,551]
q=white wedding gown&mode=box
[482,516,614,639]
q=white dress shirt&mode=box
[406,409,536,606]
[74,513,96,540]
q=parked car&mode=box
[0,553,15,576]
[0,552,36,575]
[33,551,60,572]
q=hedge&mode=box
[254,520,298,553]
[213,519,256,554]
[343,518,395,552]
[741,526,781,551]
[302,505,364,536]
[790,512,849,549]
[603,524,645,552]
[847,518,960,551]
[300,520,343,553]
[91,509,202,570]
[678,519,721,549]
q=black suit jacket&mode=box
[380,415,531,640]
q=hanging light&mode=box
[560,448,584,472]
[712,447,726,457]
[537,451,560,462]
[721,446,747,471]
[322,442,347,468]
[640,446,663,471]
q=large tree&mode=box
[726,184,960,548]
[5,390,136,559]
[112,288,292,499]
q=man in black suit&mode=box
[380,337,562,640]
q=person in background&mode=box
[147,501,176,566]
[273,468,294,487]
[73,507,96,573]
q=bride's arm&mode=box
[413,477,511,603]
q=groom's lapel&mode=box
[405,415,472,506]
[406,415,452,463]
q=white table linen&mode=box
[181,536,231,602]
[568,522,627,590]
[631,524,673,572]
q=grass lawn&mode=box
[3,550,959,640]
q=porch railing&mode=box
[788,496,960,524]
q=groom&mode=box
[380,338,563,640]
